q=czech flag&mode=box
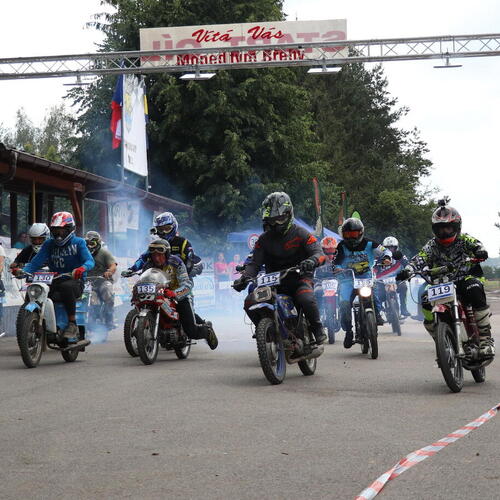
[110,75,123,149]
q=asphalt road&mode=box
[0,304,499,500]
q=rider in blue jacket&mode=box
[333,218,391,348]
[19,212,94,338]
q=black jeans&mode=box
[176,297,207,340]
[244,275,322,330]
[49,278,84,317]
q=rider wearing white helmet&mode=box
[11,223,50,268]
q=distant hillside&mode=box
[486,257,500,267]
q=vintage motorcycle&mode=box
[335,268,378,359]
[237,267,324,385]
[15,271,90,368]
[122,268,191,365]
[406,258,493,393]
[376,275,402,336]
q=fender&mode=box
[139,310,149,317]
[249,303,275,312]
[25,302,40,313]
[432,304,449,314]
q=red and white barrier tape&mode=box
[355,403,500,500]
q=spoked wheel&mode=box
[123,309,139,357]
[325,313,336,345]
[298,328,317,376]
[388,297,401,336]
[255,317,286,385]
[17,311,44,368]
[356,312,369,354]
[471,366,486,383]
[436,321,463,393]
[365,311,378,359]
[136,312,159,365]
[174,338,191,359]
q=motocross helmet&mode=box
[431,199,461,247]
[382,236,399,254]
[149,238,171,267]
[151,212,178,242]
[28,223,50,253]
[341,218,364,250]
[50,212,75,246]
[321,236,338,261]
[85,231,102,255]
[261,192,294,234]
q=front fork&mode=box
[434,298,465,357]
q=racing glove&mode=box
[121,269,134,278]
[474,250,488,261]
[232,276,249,292]
[396,269,411,281]
[72,267,86,280]
[299,258,316,273]
[11,267,23,278]
[164,289,177,299]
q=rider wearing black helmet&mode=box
[397,199,494,358]
[233,192,327,345]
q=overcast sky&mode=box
[0,0,499,255]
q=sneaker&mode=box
[314,330,327,345]
[344,330,354,349]
[479,337,495,358]
[205,321,218,350]
[64,322,79,340]
[376,314,385,326]
[400,309,410,318]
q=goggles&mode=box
[343,230,362,239]
[434,225,456,238]
[266,215,289,226]
[149,245,169,254]
[51,227,69,237]
[86,239,99,248]
[157,224,174,233]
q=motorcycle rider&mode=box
[85,231,117,329]
[142,239,218,350]
[314,236,338,313]
[233,192,328,345]
[333,217,391,348]
[374,236,411,318]
[397,200,494,358]
[10,223,50,268]
[124,212,202,278]
[13,212,94,339]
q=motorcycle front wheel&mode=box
[136,312,159,365]
[436,321,463,393]
[365,311,378,359]
[17,311,44,368]
[255,317,286,385]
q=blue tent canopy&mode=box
[227,218,341,244]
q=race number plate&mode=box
[383,277,396,284]
[321,279,338,292]
[137,283,156,294]
[353,278,372,289]
[428,282,455,303]
[32,272,56,284]
[257,272,281,287]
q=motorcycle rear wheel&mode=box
[123,309,139,357]
[436,321,463,393]
[174,340,191,359]
[388,297,401,336]
[298,329,317,376]
[136,312,159,365]
[17,311,44,368]
[255,317,286,385]
[61,348,79,362]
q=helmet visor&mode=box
[343,230,362,240]
[266,215,289,226]
[434,224,456,239]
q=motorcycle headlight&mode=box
[28,284,43,300]
[359,286,372,298]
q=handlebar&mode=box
[16,271,72,280]
[407,256,483,284]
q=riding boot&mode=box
[475,307,495,358]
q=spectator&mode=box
[0,241,5,336]
[214,252,229,281]
[228,254,243,281]
[13,232,28,249]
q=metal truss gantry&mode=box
[1,33,500,80]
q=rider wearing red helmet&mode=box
[398,199,493,358]
[17,212,95,339]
